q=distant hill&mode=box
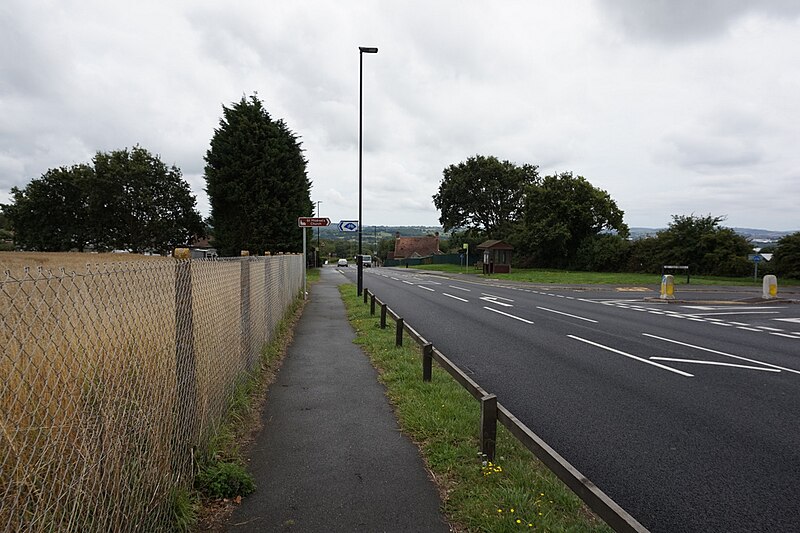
[630,226,796,243]
[317,225,444,241]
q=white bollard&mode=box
[763,275,778,299]
[660,275,675,300]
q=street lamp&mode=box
[358,45,378,296]
[316,200,322,267]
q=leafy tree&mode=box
[573,234,631,272]
[433,155,539,238]
[517,172,628,268]
[654,214,751,276]
[2,147,204,253]
[90,147,204,253]
[204,95,312,256]
[773,232,800,279]
[2,164,93,251]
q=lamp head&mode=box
[359,47,379,54]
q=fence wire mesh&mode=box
[0,254,304,532]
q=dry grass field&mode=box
[0,251,305,532]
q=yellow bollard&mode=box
[660,274,675,300]
[763,275,778,299]
[173,248,190,260]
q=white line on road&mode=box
[391,277,400,281]
[483,307,534,324]
[480,297,514,307]
[402,280,414,285]
[567,335,693,377]
[480,293,514,302]
[642,333,800,375]
[760,326,784,332]
[687,311,781,317]
[418,285,435,292]
[443,293,468,302]
[769,332,800,339]
[649,358,781,372]
[736,327,762,332]
[775,318,800,324]
[710,322,733,327]
[448,285,471,292]
[536,306,598,323]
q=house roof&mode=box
[394,236,442,258]
[476,239,514,251]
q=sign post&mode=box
[298,217,332,298]
[463,242,469,273]
[748,254,762,282]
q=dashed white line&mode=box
[536,306,598,323]
[568,335,693,377]
[769,332,800,339]
[483,307,534,324]
[736,327,762,332]
[760,326,784,332]
[418,285,435,292]
[443,293,468,302]
[710,322,733,327]
[402,280,414,285]
[448,285,471,292]
[481,293,514,302]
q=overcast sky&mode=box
[2,1,799,231]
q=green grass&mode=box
[408,264,799,287]
[339,285,612,533]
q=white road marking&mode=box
[536,306,598,323]
[770,332,800,339]
[480,297,514,307]
[443,293,468,302]
[710,322,733,327]
[728,322,750,326]
[480,293,514,302]
[402,280,414,285]
[418,285,435,292]
[448,285,471,292]
[568,335,693,377]
[483,307,534,324]
[649,358,781,373]
[775,318,800,324]
[736,327,762,332]
[687,318,706,322]
[760,326,784,332]
[391,277,400,281]
[642,333,800,375]
[687,311,781,317]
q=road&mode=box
[337,266,800,533]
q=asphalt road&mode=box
[338,266,800,533]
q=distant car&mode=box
[337,258,348,267]
[360,255,373,267]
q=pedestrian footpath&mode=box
[227,267,451,532]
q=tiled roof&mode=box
[393,236,441,258]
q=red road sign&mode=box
[297,217,331,227]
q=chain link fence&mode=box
[1,253,304,532]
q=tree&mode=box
[2,164,93,251]
[90,147,204,253]
[433,155,539,238]
[2,147,204,253]
[517,172,628,268]
[773,232,800,279]
[654,214,751,276]
[204,95,313,256]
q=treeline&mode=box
[1,95,312,256]
[435,155,800,279]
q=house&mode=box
[188,236,218,259]
[388,232,443,260]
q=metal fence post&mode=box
[396,317,404,347]
[240,251,252,369]
[380,303,387,329]
[480,394,498,461]
[422,342,433,382]
[173,248,197,476]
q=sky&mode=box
[2,1,799,231]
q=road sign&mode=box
[748,254,762,263]
[297,217,331,227]
[338,220,359,232]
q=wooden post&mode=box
[380,303,387,329]
[370,293,376,315]
[480,394,498,461]
[364,287,369,304]
[422,343,433,382]
[395,317,404,347]
[173,248,197,476]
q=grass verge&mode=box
[339,284,612,533]
[407,264,799,287]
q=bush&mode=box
[195,461,255,499]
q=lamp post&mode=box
[358,46,378,296]
[316,200,322,267]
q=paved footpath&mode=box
[226,267,451,532]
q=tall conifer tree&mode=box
[204,95,313,256]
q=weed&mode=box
[195,461,255,499]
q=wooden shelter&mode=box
[477,240,513,274]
